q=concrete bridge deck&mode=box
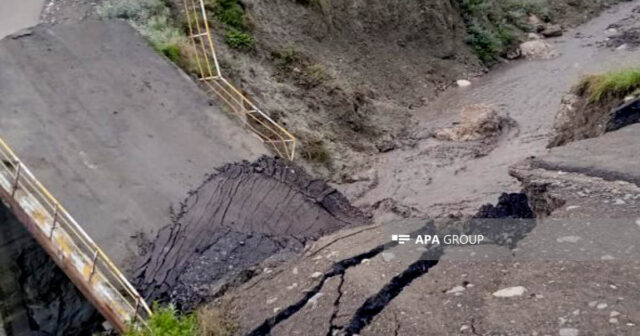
[0,20,268,268]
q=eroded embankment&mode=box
[134,156,368,310]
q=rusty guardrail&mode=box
[0,136,151,333]
[183,0,297,160]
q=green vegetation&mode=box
[125,304,196,336]
[98,0,198,71]
[576,68,640,103]
[224,28,255,50]
[206,0,255,51]
[457,0,552,64]
[117,304,237,336]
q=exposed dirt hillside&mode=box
[201,0,630,177]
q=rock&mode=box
[506,48,522,60]
[492,286,527,298]
[596,303,608,309]
[376,139,396,153]
[434,104,506,142]
[528,33,542,40]
[446,285,466,295]
[541,24,563,37]
[610,311,620,317]
[614,198,626,205]
[456,79,472,87]
[520,40,558,59]
[382,252,396,262]
[609,318,619,324]
[311,272,323,279]
[588,301,598,308]
[557,236,581,243]
[559,328,579,336]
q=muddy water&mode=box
[0,0,44,39]
[357,0,640,217]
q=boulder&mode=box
[541,24,563,37]
[520,40,558,59]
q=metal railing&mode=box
[0,136,151,333]
[183,0,297,160]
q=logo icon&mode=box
[392,234,411,245]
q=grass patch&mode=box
[576,68,640,103]
[206,0,255,51]
[125,304,197,336]
[98,0,205,73]
[224,28,254,50]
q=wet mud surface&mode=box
[134,156,368,309]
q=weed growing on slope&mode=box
[576,68,640,103]
[206,0,255,51]
[98,0,202,74]
[125,304,197,336]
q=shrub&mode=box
[577,68,640,103]
[457,0,552,64]
[273,48,300,69]
[224,28,254,50]
[212,0,246,30]
[97,0,167,21]
[125,304,197,336]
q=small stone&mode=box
[382,252,396,262]
[361,258,370,264]
[460,325,470,331]
[273,307,281,313]
[610,318,619,324]
[596,303,608,309]
[557,236,581,243]
[606,28,618,35]
[566,205,581,211]
[287,283,298,290]
[541,24,563,37]
[266,297,277,304]
[627,323,636,326]
[311,272,323,279]
[572,309,580,315]
[559,328,579,336]
[636,218,640,227]
[614,199,626,205]
[292,267,298,275]
[528,32,541,40]
[610,311,620,317]
[447,286,466,295]
[457,79,472,87]
[492,286,527,298]
[601,255,615,260]
[588,301,598,308]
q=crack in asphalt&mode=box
[247,222,437,336]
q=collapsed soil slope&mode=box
[134,156,368,310]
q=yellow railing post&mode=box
[182,0,298,160]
